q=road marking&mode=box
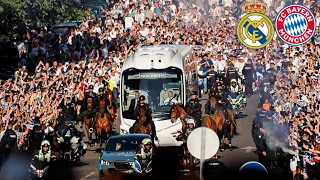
[240,146,256,153]
[80,172,95,180]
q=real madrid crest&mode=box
[275,5,316,46]
[237,0,274,49]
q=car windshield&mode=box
[121,68,183,120]
[105,137,146,152]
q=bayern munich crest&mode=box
[275,5,316,46]
[237,0,274,49]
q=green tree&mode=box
[28,0,86,27]
[0,0,29,35]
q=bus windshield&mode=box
[121,68,183,120]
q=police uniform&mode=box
[212,85,228,117]
[253,110,272,168]
[251,104,264,143]
[185,92,202,127]
[242,60,256,95]
[202,157,227,179]
[266,65,277,85]
[135,145,153,166]
[83,85,97,109]
[30,119,44,151]
[226,64,241,86]
[135,139,153,169]
[0,124,17,159]
[132,96,157,140]
[208,71,218,93]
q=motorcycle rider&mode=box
[132,95,158,141]
[59,123,86,160]
[0,122,17,166]
[33,140,56,163]
[61,122,80,141]
[228,79,247,107]
[185,91,202,128]
[134,138,153,172]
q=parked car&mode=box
[98,134,152,179]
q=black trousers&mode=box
[245,79,254,94]
[258,153,269,168]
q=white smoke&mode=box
[262,120,298,156]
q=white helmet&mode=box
[142,138,152,146]
[41,140,51,150]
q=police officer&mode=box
[185,91,202,127]
[212,83,228,119]
[86,85,96,98]
[252,103,264,144]
[0,122,18,163]
[208,71,218,94]
[226,63,241,87]
[266,61,277,85]
[242,59,257,96]
[259,74,273,103]
[252,108,269,169]
[202,154,227,179]
[83,85,96,109]
[97,87,105,101]
[133,95,158,141]
[29,117,44,151]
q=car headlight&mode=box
[121,129,129,134]
[100,160,111,165]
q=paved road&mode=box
[73,94,259,179]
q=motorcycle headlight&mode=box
[101,160,110,165]
[37,169,44,177]
[121,129,128,134]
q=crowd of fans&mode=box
[0,0,320,178]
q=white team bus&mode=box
[119,45,198,146]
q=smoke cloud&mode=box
[262,120,297,156]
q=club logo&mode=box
[275,5,316,46]
[237,0,274,49]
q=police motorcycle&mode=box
[131,139,153,174]
[29,159,50,180]
[131,159,152,174]
[56,121,86,163]
[227,79,246,116]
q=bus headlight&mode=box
[121,129,129,134]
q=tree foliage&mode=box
[28,0,86,27]
[0,0,86,35]
[0,0,29,35]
